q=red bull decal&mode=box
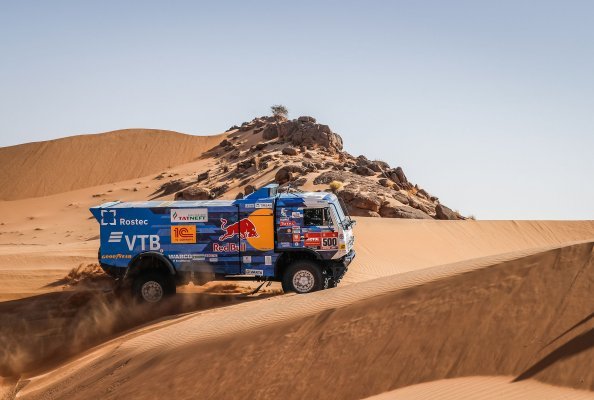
[219,218,259,241]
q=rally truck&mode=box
[90,184,356,302]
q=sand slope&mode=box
[0,129,223,200]
[366,376,594,400]
[16,241,594,399]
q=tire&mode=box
[282,260,324,294]
[132,272,175,303]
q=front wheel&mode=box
[282,260,324,294]
[132,272,175,303]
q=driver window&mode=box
[304,208,333,227]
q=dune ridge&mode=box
[0,129,223,200]
[16,241,594,399]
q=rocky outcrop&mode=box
[261,116,343,153]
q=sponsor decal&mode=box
[255,202,272,209]
[208,257,218,262]
[119,218,148,226]
[171,225,196,244]
[213,242,240,252]
[219,218,259,240]
[242,256,252,263]
[279,219,295,227]
[292,212,302,218]
[100,210,117,226]
[280,208,287,217]
[339,244,346,250]
[245,268,264,276]
[279,242,291,248]
[265,255,272,265]
[171,208,208,223]
[169,254,204,262]
[304,232,338,249]
[244,204,255,208]
[108,231,123,243]
[101,253,132,259]
[108,232,161,251]
[292,233,301,242]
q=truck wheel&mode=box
[132,272,175,303]
[282,260,323,294]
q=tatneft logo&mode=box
[171,208,208,223]
[108,232,160,251]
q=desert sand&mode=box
[1,128,594,399]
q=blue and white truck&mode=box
[91,184,356,302]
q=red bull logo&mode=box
[219,218,259,241]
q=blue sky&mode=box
[1,1,593,219]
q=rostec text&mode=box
[119,218,149,226]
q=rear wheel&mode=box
[132,272,175,303]
[282,260,323,294]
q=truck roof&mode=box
[91,185,338,210]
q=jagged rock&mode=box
[392,191,410,205]
[378,178,390,187]
[292,177,307,187]
[282,147,299,156]
[174,186,211,200]
[244,185,256,195]
[274,117,343,153]
[253,127,264,134]
[274,165,305,184]
[211,184,229,198]
[196,171,209,182]
[255,143,268,150]
[379,204,432,219]
[350,193,381,212]
[354,166,376,176]
[219,139,230,147]
[298,116,317,123]
[235,192,244,199]
[262,125,279,140]
[301,161,316,172]
[314,171,346,185]
[395,167,408,183]
[374,160,390,170]
[435,204,459,220]
[304,152,313,159]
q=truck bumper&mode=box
[327,249,356,285]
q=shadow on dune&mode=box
[0,286,276,378]
[515,325,594,382]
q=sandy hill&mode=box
[12,241,594,399]
[0,129,223,200]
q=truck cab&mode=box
[91,184,355,302]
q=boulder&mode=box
[262,125,279,140]
[244,185,256,195]
[313,171,346,185]
[274,165,305,184]
[298,116,317,123]
[282,147,299,156]
[174,186,211,200]
[435,204,460,220]
[350,193,381,212]
[196,171,209,182]
[395,167,408,184]
[354,166,376,176]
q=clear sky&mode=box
[1,1,592,219]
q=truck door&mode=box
[238,205,275,276]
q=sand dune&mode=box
[14,241,594,399]
[0,129,224,200]
[366,376,594,399]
